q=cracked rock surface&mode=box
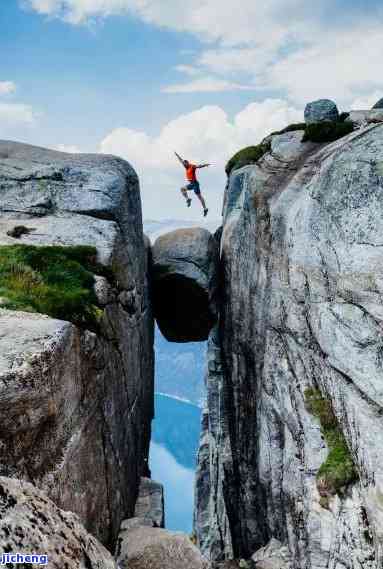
[195,123,383,567]
[0,141,154,548]
[116,525,211,569]
[0,476,118,568]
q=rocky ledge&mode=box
[0,476,118,568]
[0,141,154,547]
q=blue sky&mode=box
[1,1,383,220]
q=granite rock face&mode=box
[116,524,211,569]
[134,477,165,528]
[252,539,292,569]
[0,141,154,547]
[194,324,234,561]
[195,122,383,567]
[151,227,219,342]
[0,476,118,568]
[304,99,339,124]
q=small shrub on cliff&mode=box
[269,122,306,136]
[302,120,354,143]
[305,388,358,496]
[0,245,102,329]
[225,141,271,176]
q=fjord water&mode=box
[150,394,202,532]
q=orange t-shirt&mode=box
[186,164,197,182]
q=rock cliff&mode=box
[195,111,383,568]
[0,476,118,568]
[0,141,154,547]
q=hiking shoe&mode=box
[203,208,208,217]
[187,198,192,207]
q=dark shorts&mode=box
[186,180,201,195]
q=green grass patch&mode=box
[0,245,104,330]
[305,388,358,496]
[302,120,354,143]
[225,141,271,176]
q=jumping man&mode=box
[175,152,210,216]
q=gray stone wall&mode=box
[0,141,154,547]
[195,123,383,567]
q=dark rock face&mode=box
[304,98,339,123]
[151,228,219,342]
[372,97,383,109]
[0,476,118,568]
[195,125,383,567]
[0,141,154,547]
[134,477,165,528]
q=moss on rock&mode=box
[302,120,354,143]
[0,244,104,330]
[225,141,271,176]
[270,122,306,136]
[305,388,358,496]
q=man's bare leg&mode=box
[181,187,192,207]
[197,193,207,209]
[197,193,208,216]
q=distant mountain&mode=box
[144,218,220,243]
[151,394,202,470]
[155,325,206,406]
[150,394,202,532]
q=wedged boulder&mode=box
[304,98,339,123]
[116,524,211,569]
[0,476,117,568]
[0,141,154,547]
[151,228,219,342]
[134,477,165,528]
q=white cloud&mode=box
[350,91,383,111]
[26,0,293,43]
[26,0,383,106]
[0,80,38,129]
[0,81,38,132]
[162,77,255,94]
[174,65,200,77]
[260,25,383,105]
[100,99,302,219]
[0,81,16,96]
[0,102,37,126]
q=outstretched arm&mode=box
[196,163,210,168]
[174,151,185,166]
